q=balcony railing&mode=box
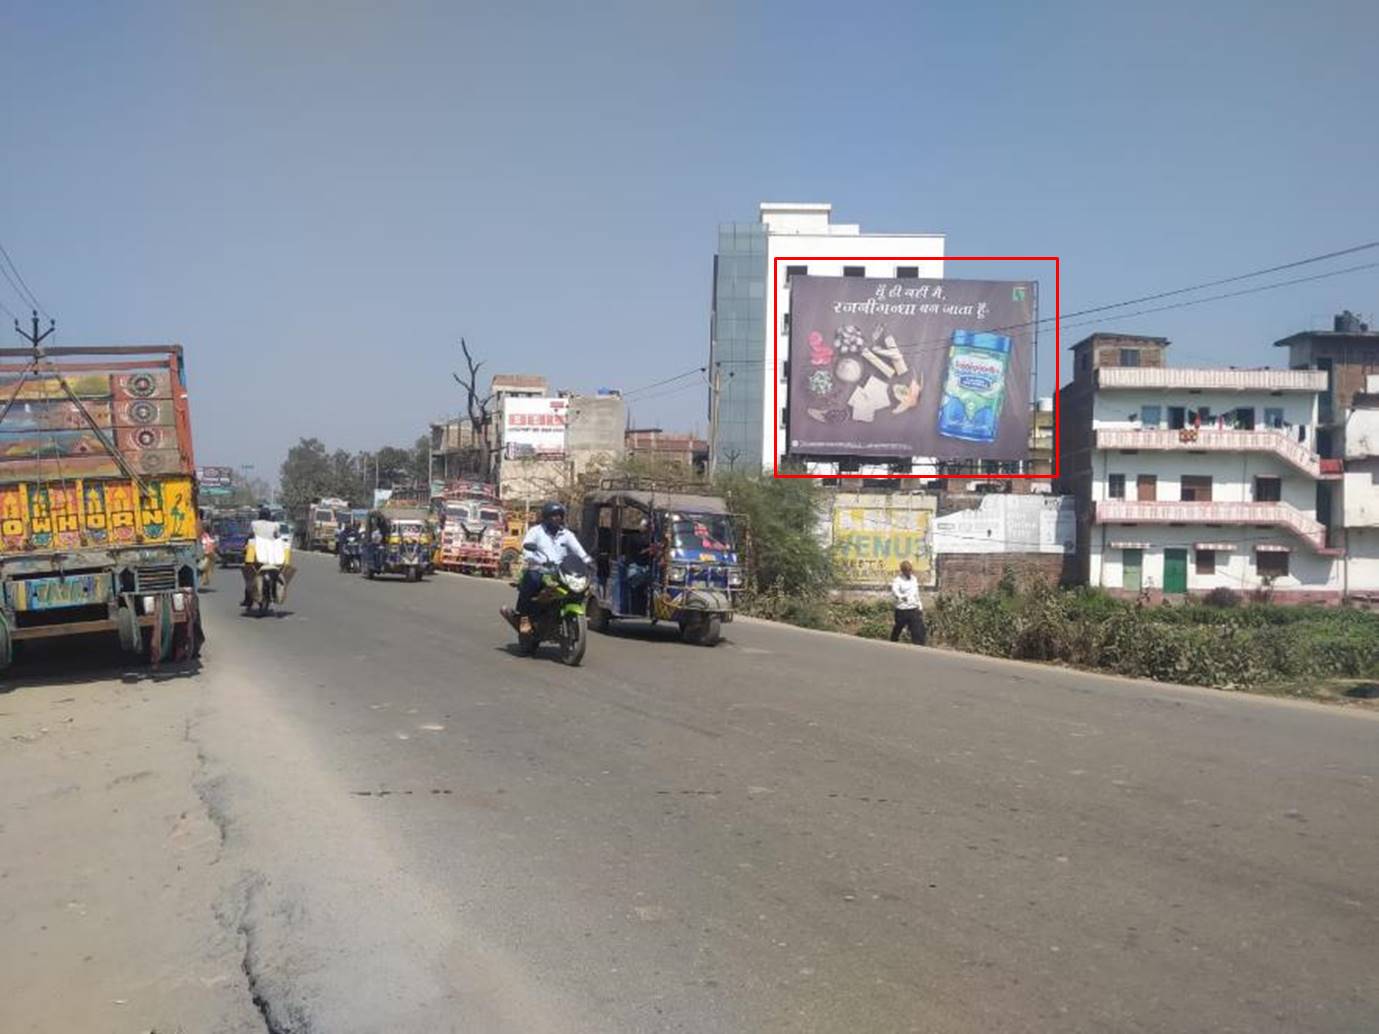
[1095,427,1339,479]
[1095,498,1336,553]
[1095,367,1328,392]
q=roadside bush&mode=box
[922,583,1379,689]
[716,470,834,599]
[1203,587,1241,608]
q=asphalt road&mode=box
[21,552,1379,1033]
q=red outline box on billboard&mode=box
[771,255,1060,481]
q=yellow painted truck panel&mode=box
[0,476,197,553]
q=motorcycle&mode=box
[501,556,590,666]
[245,564,283,617]
[338,535,363,573]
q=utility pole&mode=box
[708,362,731,477]
[14,310,54,354]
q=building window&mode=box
[896,266,919,278]
[1264,407,1284,428]
[1254,476,1281,502]
[1167,406,1186,430]
[1181,475,1213,502]
[785,264,808,282]
[1140,405,1162,428]
[1120,348,1141,367]
[1195,548,1216,575]
[1108,474,1125,499]
[1231,407,1256,430]
[1257,550,1289,578]
[843,266,865,277]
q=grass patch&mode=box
[743,578,1379,695]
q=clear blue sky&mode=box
[2,0,1376,478]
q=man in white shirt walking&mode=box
[889,560,926,645]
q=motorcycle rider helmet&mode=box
[257,506,272,521]
[541,501,566,525]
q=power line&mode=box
[869,254,1379,359]
[630,374,709,405]
[0,239,48,318]
[621,366,705,398]
[1046,238,1379,328]
[1052,260,1379,336]
[0,295,16,323]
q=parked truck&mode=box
[306,496,349,552]
[0,345,205,669]
[435,481,504,576]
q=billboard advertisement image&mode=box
[786,276,1035,461]
[197,465,234,496]
[503,397,568,458]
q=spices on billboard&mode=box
[787,277,1035,461]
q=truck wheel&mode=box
[116,603,141,654]
[0,614,12,671]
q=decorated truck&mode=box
[434,481,504,576]
[0,345,204,670]
[306,496,349,552]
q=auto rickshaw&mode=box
[362,507,436,582]
[578,490,741,646]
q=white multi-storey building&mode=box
[708,202,945,472]
[1059,333,1347,601]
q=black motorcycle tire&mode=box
[559,613,587,667]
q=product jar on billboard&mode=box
[937,331,1012,443]
[786,276,1035,463]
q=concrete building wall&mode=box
[566,394,626,477]
[1090,525,1343,598]
[1092,389,1316,435]
[1343,461,1379,527]
[1091,450,1322,513]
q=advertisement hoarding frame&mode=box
[772,255,1060,481]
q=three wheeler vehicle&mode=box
[362,507,435,582]
[578,490,741,646]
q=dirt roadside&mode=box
[0,651,262,1034]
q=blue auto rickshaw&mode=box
[578,490,741,646]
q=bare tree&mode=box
[451,337,496,479]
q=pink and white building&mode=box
[1059,333,1349,601]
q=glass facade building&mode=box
[709,222,767,471]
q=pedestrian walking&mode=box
[889,560,925,645]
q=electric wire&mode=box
[0,238,48,318]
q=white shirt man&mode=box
[889,560,926,645]
[521,521,592,569]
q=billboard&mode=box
[197,465,234,496]
[786,276,1035,462]
[503,396,567,459]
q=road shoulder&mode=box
[0,670,261,1034]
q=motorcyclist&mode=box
[250,505,279,541]
[507,501,591,634]
[244,506,286,607]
